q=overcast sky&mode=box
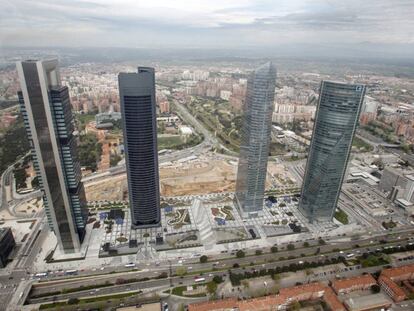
[1,0,413,53]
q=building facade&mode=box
[299,81,366,223]
[119,67,161,228]
[234,63,276,217]
[0,228,16,268]
[17,60,88,253]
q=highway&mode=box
[26,234,414,305]
[24,228,414,303]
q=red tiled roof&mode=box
[187,283,345,311]
[188,298,238,311]
[323,287,346,311]
[238,295,286,311]
[379,275,406,301]
[382,263,414,280]
[332,274,377,293]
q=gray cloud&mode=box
[0,0,413,54]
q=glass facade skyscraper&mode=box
[299,81,366,223]
[118,67,161,228]
[16,59,88,253]
[234,63,276,217]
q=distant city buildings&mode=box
[359,95,379,125]
[0,228,15,268]
[272,103,316,124]
[17,59,88,253]
[299,81,366,223]
[234,63,276,217]
[158,100,170,114]
[95,111,122,127]
[118,67,161,228]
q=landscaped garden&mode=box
[166,209,191,229]
[211,205,235,223]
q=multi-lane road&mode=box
[23,228,414,306]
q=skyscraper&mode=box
[119,67,161,228]
[17,59,88,253]
[234,63,277,217]
[299,81,366,223]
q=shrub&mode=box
[67,298,79,305]
[213,275,224,284]
[236,250,245,258]
[287,243,295,251]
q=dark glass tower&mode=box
[119,67,160,228]
[299,81,366,223]
[234,63,277,217]
[17,59,88,253]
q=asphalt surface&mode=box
[25,230,414,305]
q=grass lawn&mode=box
[166,284,207,297]
[352,136,374,152]
[158,135,184,149]
[359,254,390,268]
[334,209,349,225]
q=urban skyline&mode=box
[0,42,413,311]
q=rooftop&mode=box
[344,293,392,311]
[332,274,377,293]
[379,275,406,299]
[238,295,286,311]
[188,298,238,311]
[381,263,414,279]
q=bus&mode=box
[346,253,355,258]
[64,269,78,275]
[35,272,48,278]
[125,263,136,268]
[194,277,205,283]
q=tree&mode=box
[213,275,224,284]
[271,246,278,253]
[200,255,208,263]
[318,238,326,245]
[206,281,218,294]
[255,249,263,255]
[303,242,310,248]
[287,243,295,251]
[67,298,80,305]
[288,301,301,311]
[371,284,381,293]
[236,250,245,258]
